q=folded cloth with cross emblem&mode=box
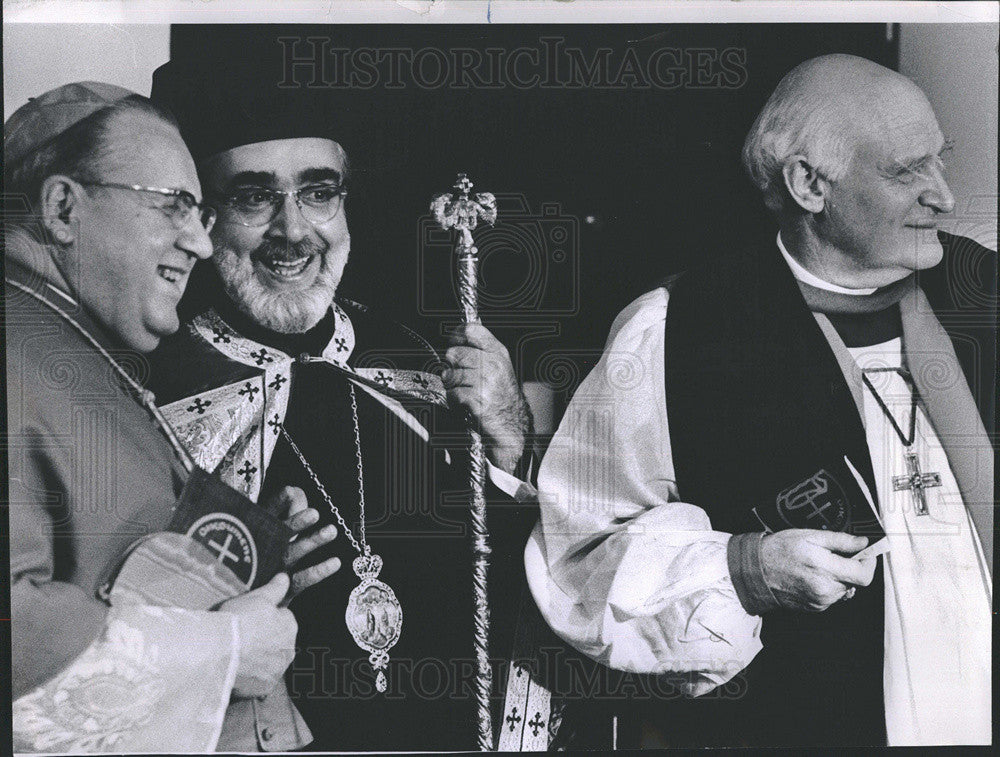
[750,456,886,544]
[100,467,293,610]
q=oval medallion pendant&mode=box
[345,553,402,692]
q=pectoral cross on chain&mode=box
[862,368,941,517]
[892,451,941,516]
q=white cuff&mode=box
[487,461,537,502]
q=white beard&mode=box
[214,252,341,334]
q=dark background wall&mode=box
[170,24,897,411]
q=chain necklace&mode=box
[861,366,942,516]
[6,278,195,472]
[279,382,402,692]
[861,367,917,447]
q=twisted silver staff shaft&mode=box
[431,174,497,750]
[457,242,493,751]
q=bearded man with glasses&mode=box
[146,61,536,752]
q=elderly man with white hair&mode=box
[527,54,993,747]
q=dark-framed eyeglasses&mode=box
[212,183,348,228]
[78,182,217,231]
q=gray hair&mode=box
[741,81,859,213]
[739,55,908,213]
[4,96,178,235]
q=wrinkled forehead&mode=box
[202,137,347,188]
[851,80,944,164]
[100,109,201,191]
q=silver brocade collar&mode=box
[160,305,447,502]
[190,305,448,406]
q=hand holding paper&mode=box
[760,529,877,612]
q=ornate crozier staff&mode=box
[430,174,498,750]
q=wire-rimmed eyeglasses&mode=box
[212,183,348,228]
[78,182,217,231]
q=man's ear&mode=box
[781,156,827,214]
[39,174,85,246]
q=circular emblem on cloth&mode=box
[186,513,258,587]
[775,469,849,531]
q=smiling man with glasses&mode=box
[4,90,216,353]
[4,82,306,752]
[146,60,536,752]
[201,138,353,337]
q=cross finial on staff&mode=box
[431,172,497,248]
[430,173,496,322]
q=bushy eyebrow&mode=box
[879,138,955,176]
[220,168,344,190]
[224,170,277,188]
[297,167,344,185]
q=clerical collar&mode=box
[776,233,913,347]
[213,294,339,358]
[824,307,903,347]
[777,234,915,316]
[777,233,879,295]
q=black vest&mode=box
[626,232,996,748]
[657,243,884,747]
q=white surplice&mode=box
[526,286,764,698]
[527,242,992,743]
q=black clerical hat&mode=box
[150,58,367,163]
